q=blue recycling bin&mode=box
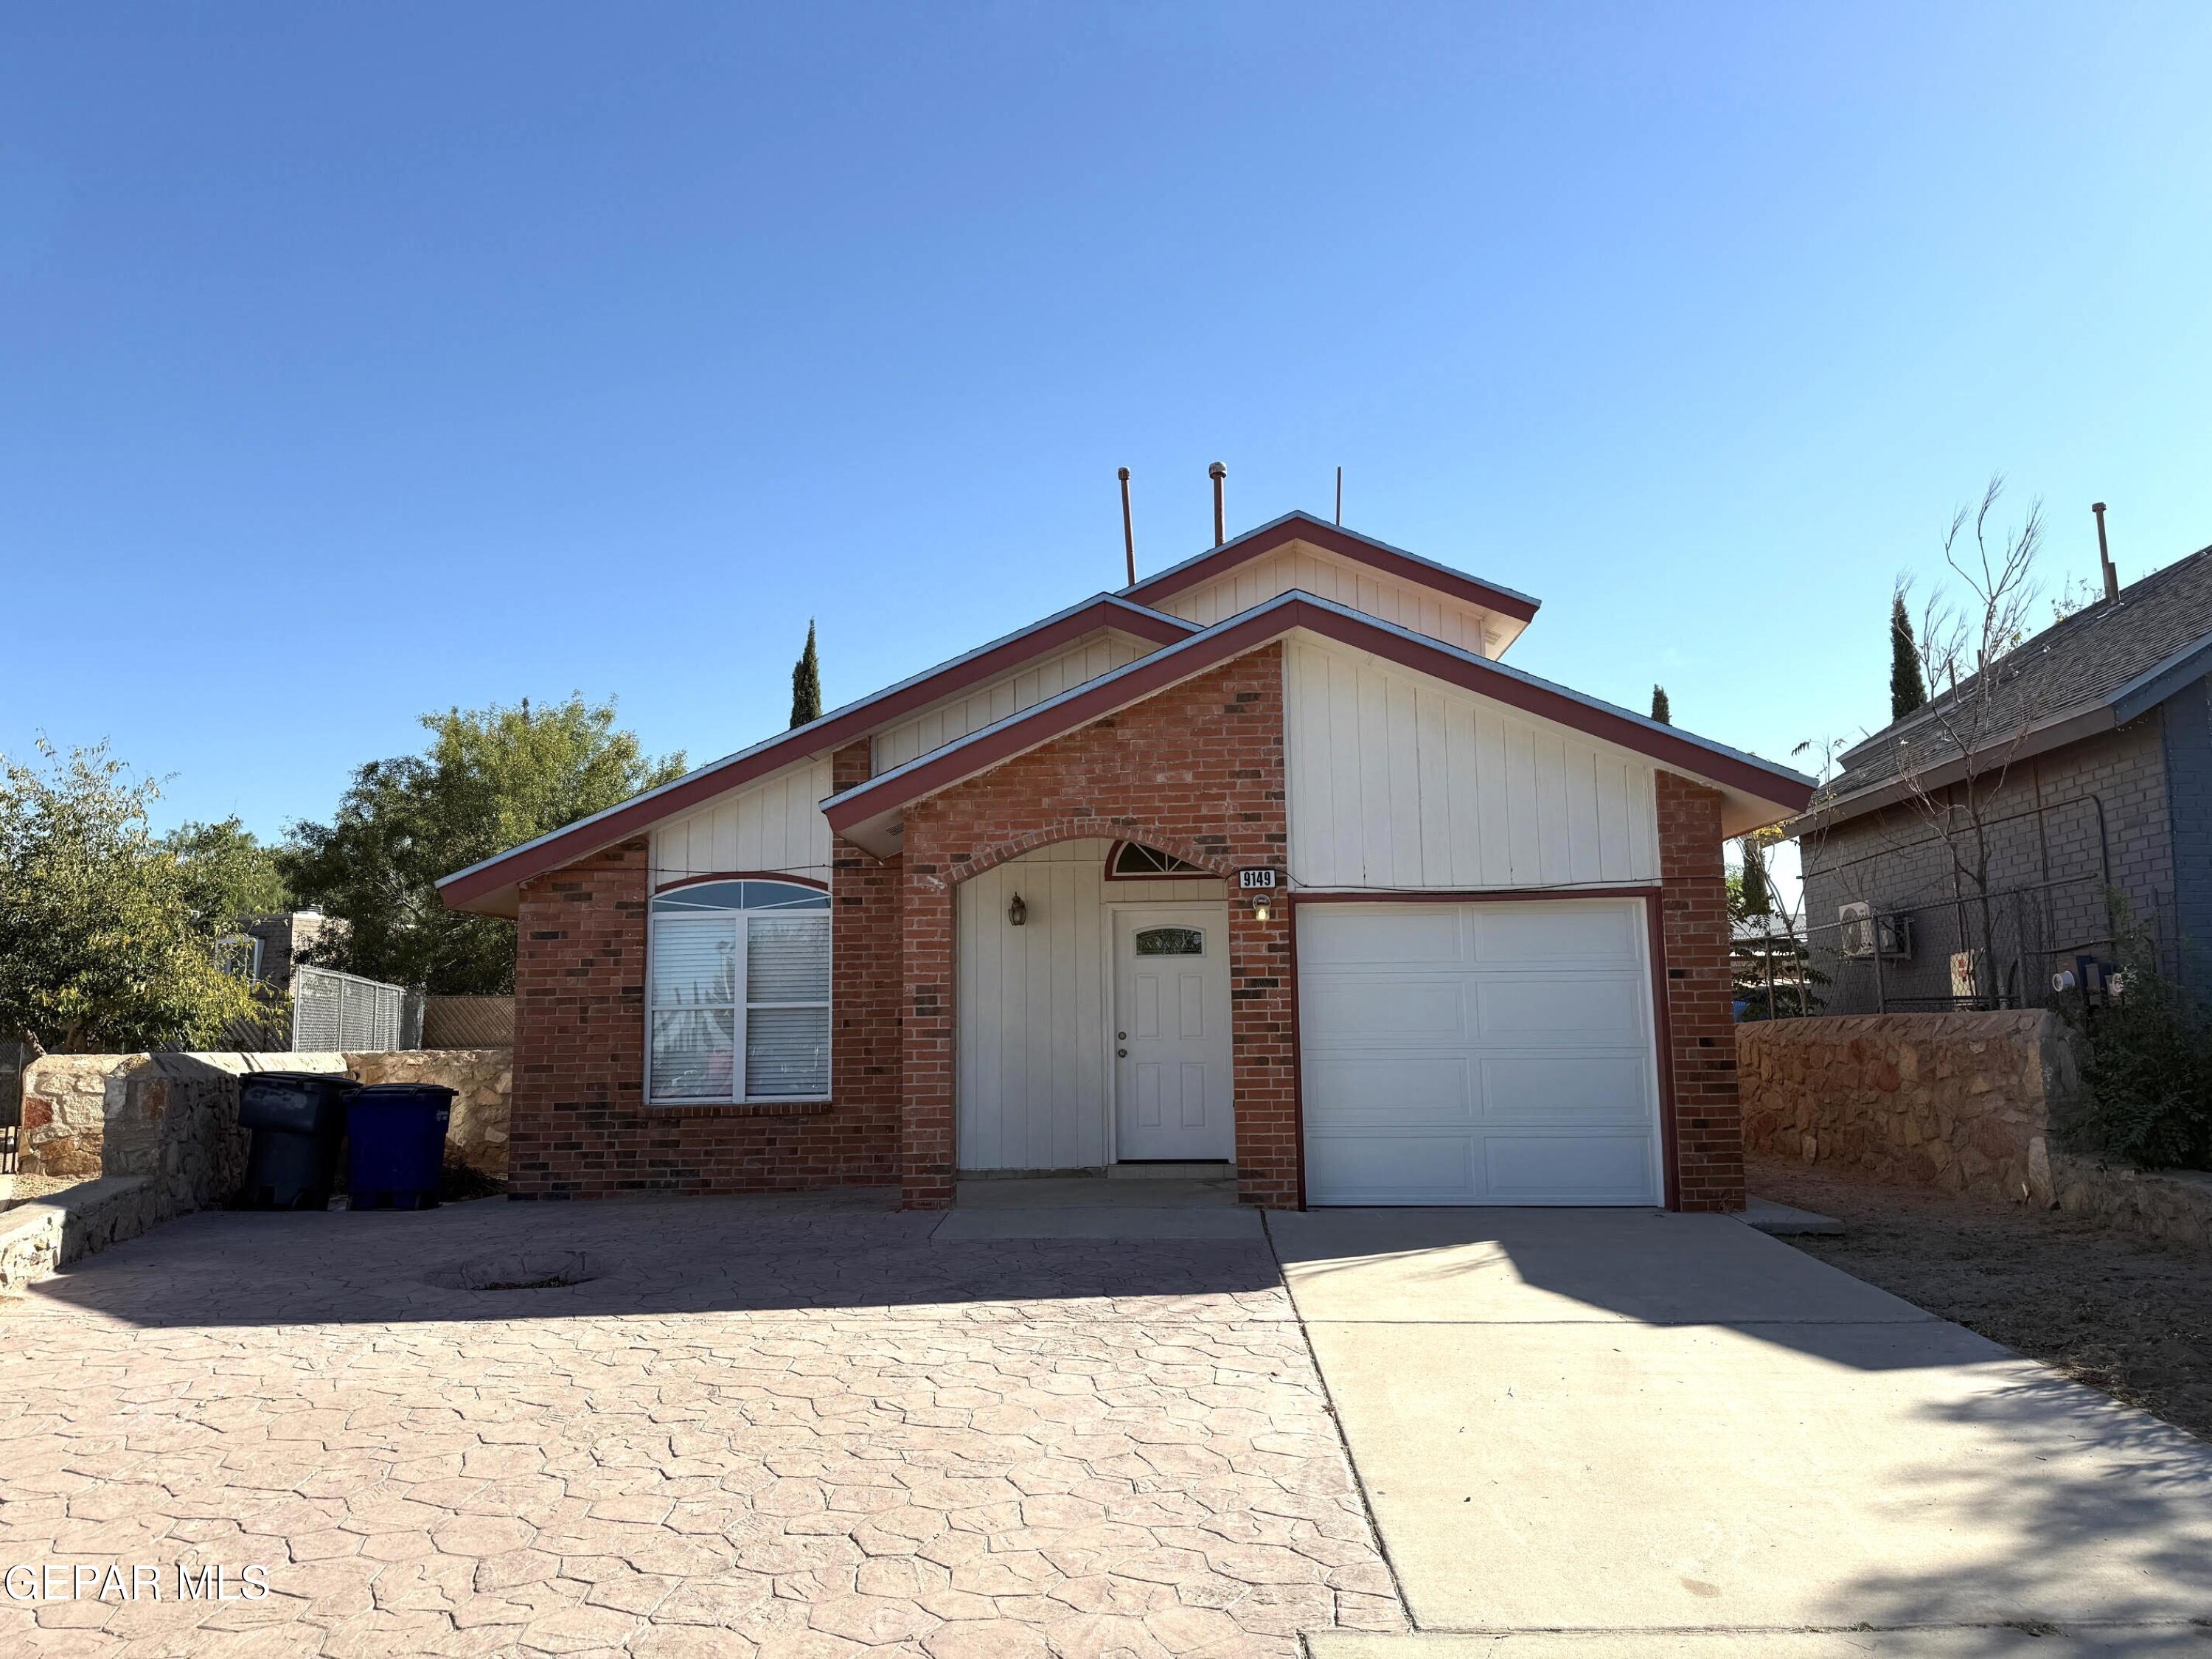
[345,1084,454,1211]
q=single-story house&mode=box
[1792,539,2212,1009]
[441,512,1813,1210]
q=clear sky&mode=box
[5,4,2210,853]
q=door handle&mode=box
[1116,1048,1127,1058]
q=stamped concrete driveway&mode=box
[0,1192,1403,1658]
[1270,1208,2212,1658]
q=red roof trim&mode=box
[438,597,1194,909]
[824,596,1812,832]
[1121,512,1540,625]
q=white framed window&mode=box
[648,878,831,1104]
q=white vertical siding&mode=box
[873,631,1155,773]
[1157,542,1504,655]
[650,759,835,889]
[956,838,1222,1172]
[1284,639,1659,890]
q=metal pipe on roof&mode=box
[1118,467,1135,585]
[2093,501,2118,601]
[1209,462,1227,546]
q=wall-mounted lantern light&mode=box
[1251,895,1272,923]
[1008,893,1027,926]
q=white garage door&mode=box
[1298,899,1663,1206]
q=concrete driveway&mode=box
[0,1192,1402,1656]
[1268,1208,2212,1658]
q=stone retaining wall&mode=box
[18,1048,512,1193]
[1740,1012,2212,1249]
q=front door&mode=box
[1113,905,1234,1161]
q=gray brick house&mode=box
[1792,541,2212,1011]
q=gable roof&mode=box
[1121,510,1540,627]
[437,593,1194,914]
[824,589,1814,855]
[1802,542,2212,830]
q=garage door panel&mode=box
[1306,1133,1478,1205]
[1477,1054,1652,1124]
[1472,902,1639,964]
[1483,1133,1656,1204]
[1302,978,1467,1042]
[1473,975,1644,1042]
[1298,905,1466,965]
[1304,1056,1475,1125]
[1298,899,1662,1207]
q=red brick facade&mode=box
[504,661,1747,1214]
[897,646,1295,1209]
[505,743,905,1197]
[1655,770,1745,1211]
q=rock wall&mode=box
[1739,1012,2073,1206]
[18,1048,512,1196]
[1739,1012,2212,1249]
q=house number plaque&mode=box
[1237,869,1278,890]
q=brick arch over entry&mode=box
[897,646,1295,1209]
[931,823,1230,889]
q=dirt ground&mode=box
[1747,1154,2212,1444]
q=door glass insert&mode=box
[1134,925,1205,957]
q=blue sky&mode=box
[5,3,2210,853]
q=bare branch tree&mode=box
[1894,475,2047,1004]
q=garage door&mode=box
[1298,899,1663,1206]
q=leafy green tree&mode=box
[1889,582,1927,718]
[0,742,271,1054]
[282,696,686,995]
[164,816,293,924]
[790,620,822,728]
[1649,684,1671,724]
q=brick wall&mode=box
[897,646,1294,1209]
[1800,717,2177,1009]
[507,810,902,1198]
[1657,771,1744,1211]
[2160,675,2212,986]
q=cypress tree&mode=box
[1891,590,1927,718]
[1649,684,1671,725]
[1740,836,1772,917]
[789,620,822,728]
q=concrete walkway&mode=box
[1267,1208,2212,1652]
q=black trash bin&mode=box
[237,1071,356,1210]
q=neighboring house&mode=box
[1792,541,2212,1012]
[441,511,1812,1211]
[231,910,347,992]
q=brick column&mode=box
[830,740,902,1178]
[899,856,957,1208]
[1228,895,1298,1206]
[509,838,651,1197]
[1656,771,1745,1211]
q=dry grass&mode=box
[1750,1154,2212,1442]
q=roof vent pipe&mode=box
[1119,467,1135,586]
[1209,462,1227,546]
[2093,501,2118,601]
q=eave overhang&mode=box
[437,594,1197,916]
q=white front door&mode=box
[1113,906,1234,1161]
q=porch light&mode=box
[1251,896,1272,923]
[1007,893,1027,927]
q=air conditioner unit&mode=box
[1838,902,1914,961]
